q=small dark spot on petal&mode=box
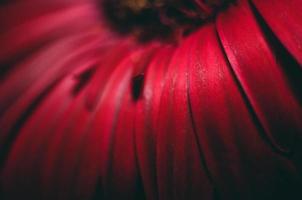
[72,67,95,96]
[131,73,145,101]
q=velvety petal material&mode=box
[135,46,174,200]
[0,0,301,199]
[154,34,213,199]
[251,0,302,66]
[217,0,302,154]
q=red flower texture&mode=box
[0,0,302,199]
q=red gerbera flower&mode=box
[0,0,301,199]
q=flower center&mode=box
[102,0,235,42]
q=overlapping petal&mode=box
[251,0,302,66]
[0,0,301,199]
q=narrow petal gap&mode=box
[248,0,302,103]
[186,77,221,200]
[132,143,147,200]
[185,36,221,198]
[0,77,62,171]
[102,90,131,198]
[214,20,291,156]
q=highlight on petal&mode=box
[216,0,302,154]
[0,0,301,199]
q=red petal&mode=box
[216,0,302,153]
[251,0,302,66]
[189,23,299,198]
[154,33,214,199]
[134,45,173,200]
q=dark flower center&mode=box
[102,0,235,42]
